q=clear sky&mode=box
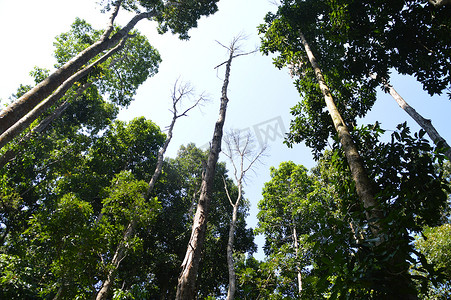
[1,0,450,259]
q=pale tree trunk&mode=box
[0,0,155,135]
[299,31,418,299]
[298,31,383,231]
[95,81,204,300]
[222,130,266,300]
[370,74,451,161]
[96,220,136,300]
[226,201,239,300]
[175,39,239,300]
[292,226,302,296]
[0,37,128,149]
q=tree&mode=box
[0,117,165,298]
[369,74,451,160]
[255,124,449,298]
[256,161,317,298]
[175,36,238,300]
[0,17,161,150]
[415,223,451,299]
[259,2,450,296]
[95,79,206,300]
[0,0,219,137]
[222,130,266,300]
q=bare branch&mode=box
[222,176,235,207]
[214,33,257,69]
[223,129,268,185]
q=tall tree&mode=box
[259,1,450,297]
[0,116,165,299]
[95,80,206,300]
[222,130,266,300]
[0,0,219,136]
[175,37,236,300]
[370,74,451,160]
[176,36,256,299]
[0,18,161,150]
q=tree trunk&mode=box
[292,226,302,296]
[0,2,154,135]
[370,74,451,161]
[96,80,199,299]
[175,46,234,300]
[96,220,136,300]
[0,37,128,149]
[298,31,383,231]
[299,31,418,299]
[226,183,241,300]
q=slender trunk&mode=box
[175,48,234,300]
[146,115,175,199]
[226,204,238,300]
[96,220,136,300]
[299,32,418,299]
[292,227,302,296]
[0,37,128,149]
[52,286,64,300]
[298,31,383,230]
[0,4,155,135]
[225,180,241,300]
[97,80,195,298]
[370,74,451,160]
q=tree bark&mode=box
[299,31,383,231]
[0,2,155,135]
[222,130,266,300]
[292,226,302,296]
[224,178,241,300]
[175,45,235,300]
[299,31,418,299]
[96,81,202,300]
[226,203,239,300]
[96,220,136,300]
[370,74,451,161]
[0,37,128,149]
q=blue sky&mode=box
[1,0,450,259]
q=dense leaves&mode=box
[254,125,450,298]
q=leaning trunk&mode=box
[0,83,91,169]
[175,49,234,300]
[0,3,154,135]
[97,84,185,298]
[0,38,128,149]
[298,31,383,229]
[96,220,136,300]
[299,31,418,299]
[370,74,451,160]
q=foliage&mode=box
[140,144,256,299]
[100,0,220,40]
[53,18,162,107]
[254,124,450,298]
[259,1,377,158]
[0,117,165,298]
[415,223,451,299]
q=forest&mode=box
[0,0,450,299]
